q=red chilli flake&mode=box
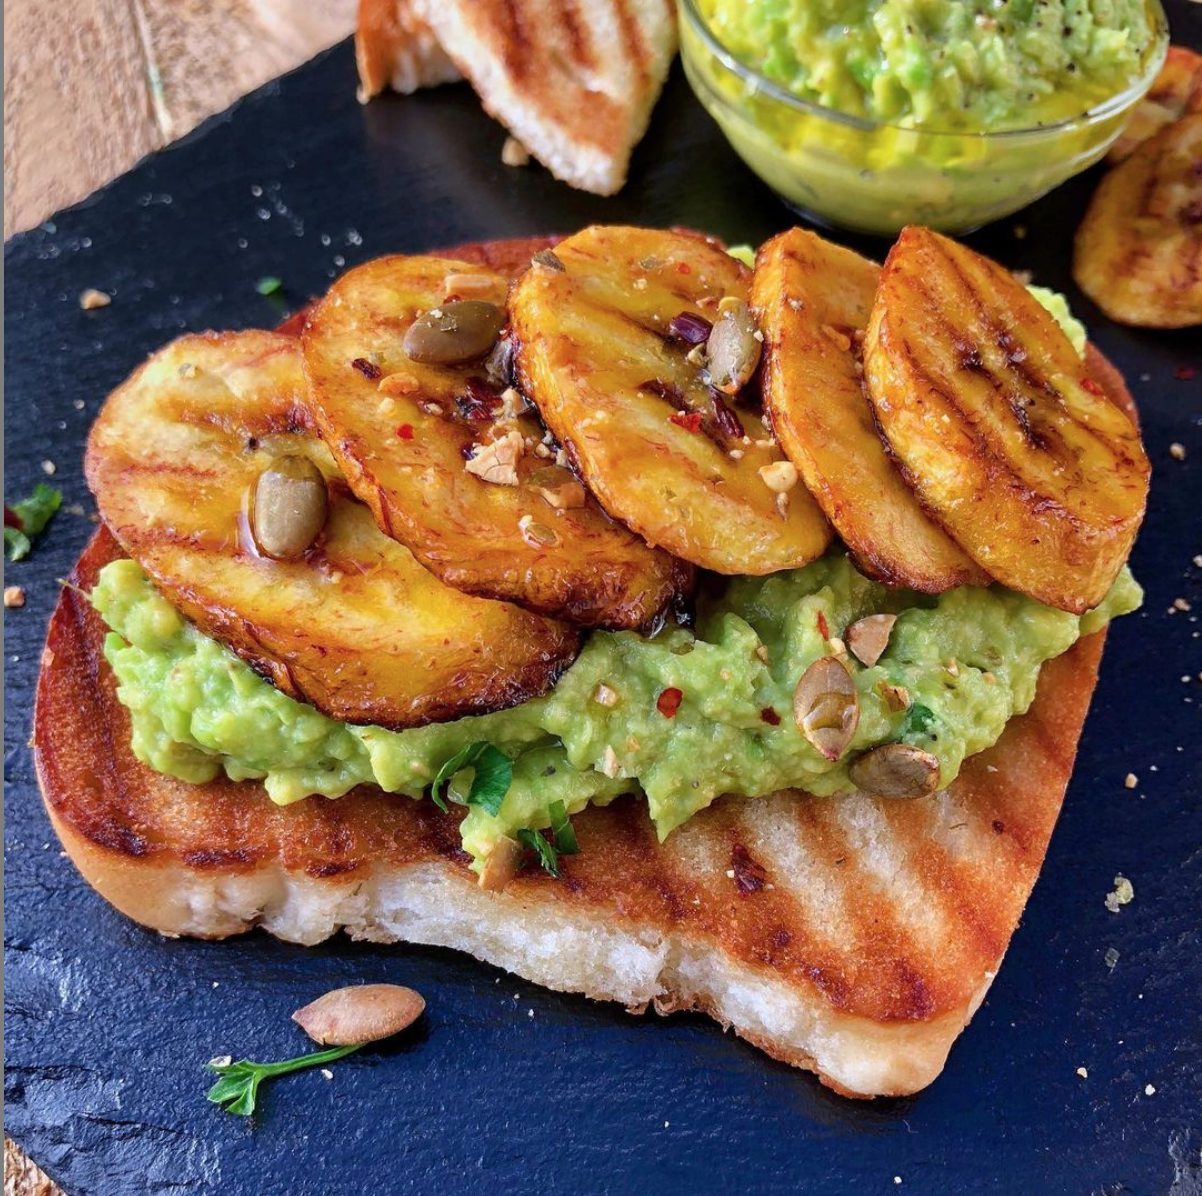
[1175,366,1196,382]
[730,844,767,895]
[656,687,683,718]
[675,262,692,275]
[396,424,415,440]
[760,707,781,726]
[816,610,830,640]
[668,411,703,433]
[1080,377,1104,396]
[351,357,382,380]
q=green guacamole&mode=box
[700,0,1158,131]
[93,554,1140,869]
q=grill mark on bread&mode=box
[557,0,596,71]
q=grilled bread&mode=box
[865,228,1150,613]
[1075,113,1202,329]
[512,225,832,574]
[302,251,691,627]
[359,0,677,195]
[752,228,988,593]
[85,330,578,728]
[36,524,1110,1099]
[355,0,460,101]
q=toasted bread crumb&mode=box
[79,288,111,310]
[4,586,26,609]
[1104,874,1134,912]
[501,136,531,167]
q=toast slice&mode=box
[36,524,1109,1098]
[355,0,461,101]
[359,0,678,195]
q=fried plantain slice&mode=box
[864,228,1149,615]
[301,253,690,628]
[1075,113,1202,329]
[752,228,988,593]
[1107,46,1202,164]
[510,225,832,575]
[85,330,579,729]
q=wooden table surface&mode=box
[3,6,357,1188]
[3,0,357,238]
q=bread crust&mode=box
[36,525,1107,1098]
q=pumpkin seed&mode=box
[706,298,762,394]
[403,300,504,365]
[251,455,328,560]
[849,743,940,800]
[793,656,859,760]
[292,984,425,1046]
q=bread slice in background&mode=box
[36,525,1108,1099]
[355,0,460,100]
[356,0,678,195]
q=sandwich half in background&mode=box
[35,227,1148,1098]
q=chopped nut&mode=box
[443,272,504,302]
[465,429,524,485]
[4,586,26,609]
[1172,597,1192,612]
[754,644,770,664]
[532,249,565,272]
[758,460,799,493]
[1169,443,1186,460]
[591,683,619,708]
[600,745,620,778]
[1124,772,1139,789]
[292,984,425,1045]
[479,835,523,891]
[728,448,744,460]
[497,387,529,421]
[501,136,531,167]
[41,460,57,476]
[982,671,997,685]
[178,362,198,379]
[377,396,396,416]
[530,465,587,510]
[878,680,911,712]
[1104,874,1134,913]
[943,658,960,677]
[79,288,111,310]
[775,492,790,518]
[1076,1067,1088,1079]
[378,371,420,396]
[846,614,897,667]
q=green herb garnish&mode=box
[901,702,937,741]
[5,484,62,561]
[516,799,580,878]
[255,276,283,296]
[206,1044,358,1117]
[430,742,512,815]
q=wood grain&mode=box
[3,0,357,237]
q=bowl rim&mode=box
[678,0,1170,140]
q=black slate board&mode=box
[4,10,1201,1193]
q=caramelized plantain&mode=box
[1075,113,1202,329]
[1107,46,1202,164]
[85,331,579,728]
[301,253,690,628]
[752,228,988,593]
[510,225,832,575]
[864,228,1149,614]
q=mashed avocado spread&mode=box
[700,0,1158,130]
[93,555,1139,869]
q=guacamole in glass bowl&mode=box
[679,0,1169,235]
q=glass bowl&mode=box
[678,0,1169,237]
